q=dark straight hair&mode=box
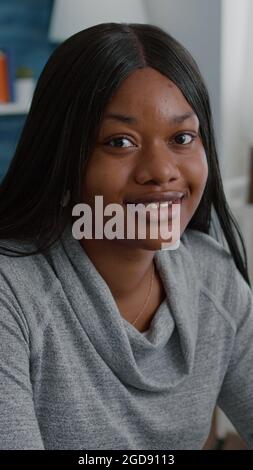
[0,22,251,286]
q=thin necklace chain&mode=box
[131,262,155,326]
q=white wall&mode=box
[49,0,149,41]
[221,0,252,180]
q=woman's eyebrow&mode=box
[104,111,196,124]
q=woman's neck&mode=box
[78,238,166,331]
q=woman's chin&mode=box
[139,236,181,251]
[112,234,181,252]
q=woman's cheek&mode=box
[186,151,208,189]
[83,167,119,205]
[198,154,209,192]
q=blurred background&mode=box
[0,0,252,450]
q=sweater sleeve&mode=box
[0,286,45,449]
[217,263,253,449]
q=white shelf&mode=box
[0,102,30,115]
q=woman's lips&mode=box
[124,191,186,205]
[125,197,183,223]
[144,198,182,206]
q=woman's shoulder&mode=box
[181,227,238,283]
[181,228,252,326]
[181,227,232,270]
[181,228,234,296]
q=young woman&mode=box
[0,22,252,450]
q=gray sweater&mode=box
[0,222,253,450]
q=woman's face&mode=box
[81,67,208,251]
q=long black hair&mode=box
[0,22,250,286]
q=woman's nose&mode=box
[134,144,181,185]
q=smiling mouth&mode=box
[124,196,184,207]
[124,190,186,206]
[123,198,184,225]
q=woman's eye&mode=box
[105,136,134,148]
[173,133,196,145]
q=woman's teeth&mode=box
[144,201,180,208]
[146,202,170,209]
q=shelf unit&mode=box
[0,102,30,115]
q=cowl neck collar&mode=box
[51,222,200,392]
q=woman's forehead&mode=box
[103,67,197,124]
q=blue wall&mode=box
[0,0,55,181]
